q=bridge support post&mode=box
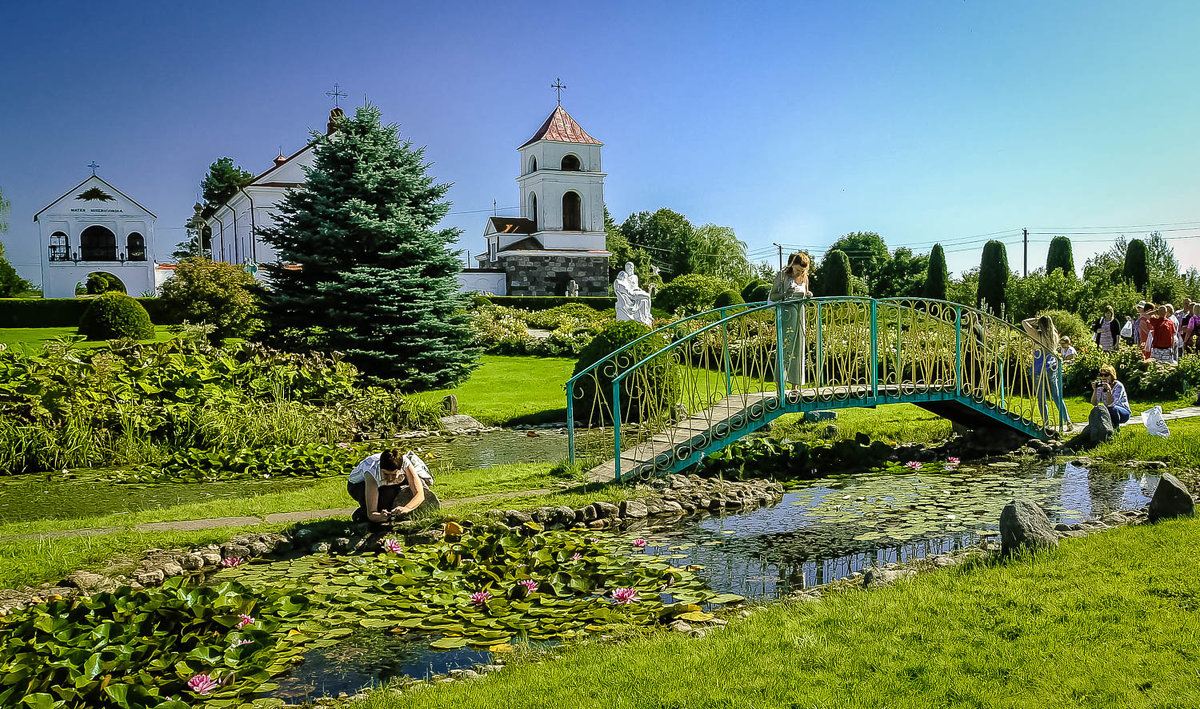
[955,308,962,397]
[816,302,823,390]
[566,383,575,465]
[611,380,622,481]
[721,308,732,396]
[870,300,878,398]
[774,304,785,405]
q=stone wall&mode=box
[498,253,609,297]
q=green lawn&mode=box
[0,326,176,351]
[359,516,1200,709]
[428,355,575,426]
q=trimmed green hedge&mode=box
[476,295,616,311]
[0,298,180,327]
[78,293,155,341]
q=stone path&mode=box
[0,488,553,543]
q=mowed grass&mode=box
[0,326,176,351]
[360,517,1200,709]
[430,355,575,426]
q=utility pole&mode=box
[1023,227,1028,277]
[772,242,784,271]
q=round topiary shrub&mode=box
[78,292,154,341]
[740,279,766,302]
[712,289,745,309]
[572,320,681,424]
[655,274,733,316]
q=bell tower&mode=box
[515,105,607,251]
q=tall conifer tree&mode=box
[818,249,852,296]
[260,105,479,387]
[923,243,949,301]
[976,240,1010,316]
[1045,236,1075,277]
[1123,238,1149,293]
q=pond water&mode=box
[0,430,570,525]
[250,461,1157,701]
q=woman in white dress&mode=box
[767,253,812,388]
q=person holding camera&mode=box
[347,449,432,525]
[1090,364,1131,431]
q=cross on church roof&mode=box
[551,78,566,106]
[87,161,100,175]
[325,83,347,108]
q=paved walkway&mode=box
[0,488,553,543]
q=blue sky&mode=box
[3,1,1200,283]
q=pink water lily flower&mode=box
[469,591,492,606]
[221,557,243,568]
[905,461,923,471]
[229,639,253,649]
[381,538,403,554]
[188,674,220,695]
[632,539,647,548]
[610,588,640,604]
[946,457,960,465]
[571,553,582,561]
[338,442,352,449]
[518,579,538,593]
[236,614,255,629]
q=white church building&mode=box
[33,175,161,298]
[459,105,611,296]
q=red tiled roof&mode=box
[518,106,601,149]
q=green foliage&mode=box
[1123,238,1149,292]
[873,247,928,299]
[0,577,318,708]
[617,209,749,282]
[1046,236,1075,277]
[0,298,174,328]
[0,245,34,298]
[85,271,125,295]
[740,278,766,301]
[77,292,154,341]
[1006,269,1083,322]
[923,243,949,300]
[618,208,694,279]
[259,104,479,387]
[946,267,979,307]
[474,295,616,311]
[699,436,895,481]
[712,289,745,308]
[159,258,261,340]
[827,231,889,292]
[1063,344,1200,400]
[977,240,1010,316]
[691,223,752,283]
[605,207,657,287]
[1039,309,1089,346]
[816,249,852,296]
[655,273,733,315]
[743,281,771,303]
[198,157,254,220]
[0,338,367,474]
[573,320,680,423]
[117,442,366,483]
[471,303,612,357]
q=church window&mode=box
[127,233,147,261]
[49,232,69,261]
[529,193,538,229]
[80,225,117,261]
[489,238,497,262]
[560,154,582,171]
[529,156,538,174]
[562,191,582,231]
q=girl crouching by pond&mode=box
[347,449,434,525]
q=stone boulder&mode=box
[999,500,1059,557]
[1086,404,1114,443]
[1148,473,1196,522]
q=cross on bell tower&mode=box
[325,83,347,108]
[87,161,100,176]
[551,78,566,106]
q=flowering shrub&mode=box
[471,303,612,356]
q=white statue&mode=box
[614,262,652,326]
[567,280,580,298]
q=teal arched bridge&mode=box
[566,298,1067,483]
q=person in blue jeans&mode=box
[1023,315,1072,430]
[1090,364,1131,431]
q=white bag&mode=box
[1142,405,1170,438]
[1120,319,1134,338]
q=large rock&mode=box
[1148,473,1196,522]
[620,499,649,519]
[999,500,1059,557]
[440,414,485,435]
[1086,404,1114,443]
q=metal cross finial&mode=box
[325,83,347,108]
[551,78,566,106]
[88,161,100,175]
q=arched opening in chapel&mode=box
[80,225,117,261]
[562,191,582,231]
[127,233,147,261]
[560,154,581,171]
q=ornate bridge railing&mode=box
[566,298,1066,482]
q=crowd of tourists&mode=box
[1091,299,1200,364]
